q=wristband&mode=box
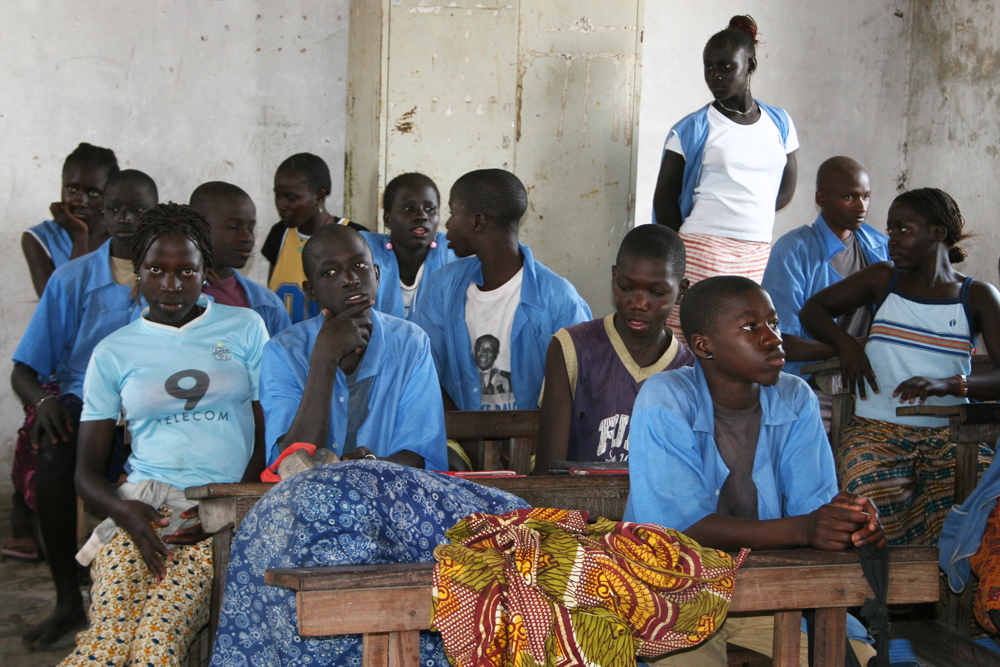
[36,395,58,410]
[955,374,968,398]
[364,453,378,460]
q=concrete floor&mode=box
[0,481,86,667]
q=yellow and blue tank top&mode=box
[267,220,350,324]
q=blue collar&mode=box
[813,214,852,261]
[82,240,119,296]
[231,270,271,310]
[689,362,800,434]
[466,242,542,308]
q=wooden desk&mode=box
[266,546,939,667]
[446,409,540,474]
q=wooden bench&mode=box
[265,546,939,667]
[446,409,540,474]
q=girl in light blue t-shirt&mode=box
[62,203,268,667]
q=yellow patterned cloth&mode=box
[59,510,212,667]
[431,508,747,667]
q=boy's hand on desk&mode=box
[164,505,211,545]
[116,500,171,584]
[838,342,878,400]
[314,303,373,366]
[806,491,876,551]
[892,375,954,404]
[50,202,89,238]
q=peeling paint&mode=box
[543,17,638,34]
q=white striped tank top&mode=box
[854,269,974,428]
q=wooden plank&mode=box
[509,435,534,475]
[199,497,237,533]
[297,588,430,636]
[388,631,421,667]
[800,359,841,375]
[897,405,964,417]
[363,633,390,667]
[961,403,1000,424]
[813,607,846,667]
[479,440,502,471]
[953,423,1000,444]
[955,441,980,505]
[771,611,802,667]
[186,482,274,499]
[210,528,232,648]
[445,409,541,440]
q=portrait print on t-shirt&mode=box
[476,335,514,409]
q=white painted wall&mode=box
[0,0,349,468]
[635,0,913,252]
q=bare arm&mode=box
[240,401,268,482]
[776,151,798,211]
[534,337,572,475]
[781,334,839,363]
[652,150,685,231]
[21,232,56,298]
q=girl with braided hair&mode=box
[61,203,268,666]
[652,16,799,340]
[801,188,1000,545]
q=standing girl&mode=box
[652,16,798,338]
[61,203,268,666]
[361,173,458,320]
[800,188,1000,545]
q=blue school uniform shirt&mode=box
[233,269,292,336]
[653,100,791,224]
[412,243,592,411]
[625,363,871,644]
[27,220,74,268]
[940,447,1000,593]
[360,231,458,321]
[81,297,268,489]
[762,214,889,377]
[13,241,141,398]
[260,309,448,470]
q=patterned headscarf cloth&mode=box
[432,507,748,667]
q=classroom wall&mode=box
[0,0,350,469]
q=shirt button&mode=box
[339,397,345,403]
[473,388,479,393]
[715,489,720,496]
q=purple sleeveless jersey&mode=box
[563,317,695,462]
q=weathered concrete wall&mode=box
[0,1,349,468]
[905,0,1000,284]
[635,1,913,260]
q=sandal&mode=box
[1,535,40,561]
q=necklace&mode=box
[715,98,757,117]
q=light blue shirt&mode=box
[260,309,448,470]
[624,363,836,530]
[762,214,889,377]
[412,243,592,411]
[361,231,458,321]
[27,220,74,269]
[82,297,268,489]
[13,241,141,398]
[940,446,1000,593]
[233,270,292,337]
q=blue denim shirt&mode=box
[412,243,591,411]
[762,214,889,377]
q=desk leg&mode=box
[210,526,233,649]
[364,633,390,667]
[772,611,802,667]
[388,630,421,667]
[813,607,846,667]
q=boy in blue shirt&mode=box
[189,181,291,336]
[11,169,158,650]
[413,169,591,410]
[260,223,448,471]
[625,276,885,667]
[761,157,888,378]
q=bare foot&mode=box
[22,602,87,650]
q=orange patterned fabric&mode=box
[431,507,747,667]
[970,499,1000,632]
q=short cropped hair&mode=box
[63,142,119,179]
[105,169,159,203]
[383,173,440,212]
[680,275,762,344]
[189,181,251,212]
[276,153,331,193]
[301,222,371,282]
[616,224,686,278]
[131,203,213,273]
[451,169,527,229]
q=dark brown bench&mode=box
[266,547,940,667]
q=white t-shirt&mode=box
[465,268,523,410]
[665,105,799,242]
[400,261,425,317]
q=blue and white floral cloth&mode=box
[210,461,529,667]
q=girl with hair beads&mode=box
[652,16,798,339]
[361,173,458,320]
[801,188,1000,545]
[22,142,120,296]
[61,203,268,666]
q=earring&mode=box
[705,352,714,360]
[385,241,393,250]
[134,276,140,282]
[429,241,437,249]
